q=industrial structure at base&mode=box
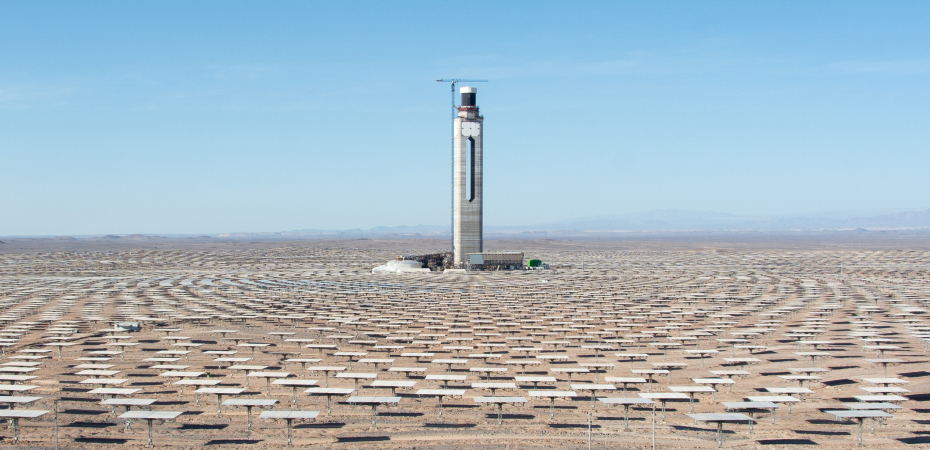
[372,251,547,273]
[372,85,545,274]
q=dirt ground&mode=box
[0,237,926,449]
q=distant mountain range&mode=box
[10,209,930,240]
[219,208,930,238]
[525,208,930,232]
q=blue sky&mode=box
[2,1,929,235]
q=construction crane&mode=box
[437,79,488,256]
[436,79,488,119]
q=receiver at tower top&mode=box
[452,86,483,266]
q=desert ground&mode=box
[0,236,927,449]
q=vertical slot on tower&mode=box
[467,137,475,202]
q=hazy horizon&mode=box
[5,206,930,238]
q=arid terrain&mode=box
[0,237,927,449]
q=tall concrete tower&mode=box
[452,86,483,266]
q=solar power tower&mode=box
[452,86,484,266]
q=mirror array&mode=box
[0,247,927,448]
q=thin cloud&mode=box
[0,81,76,109]
[827,58,930,74]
